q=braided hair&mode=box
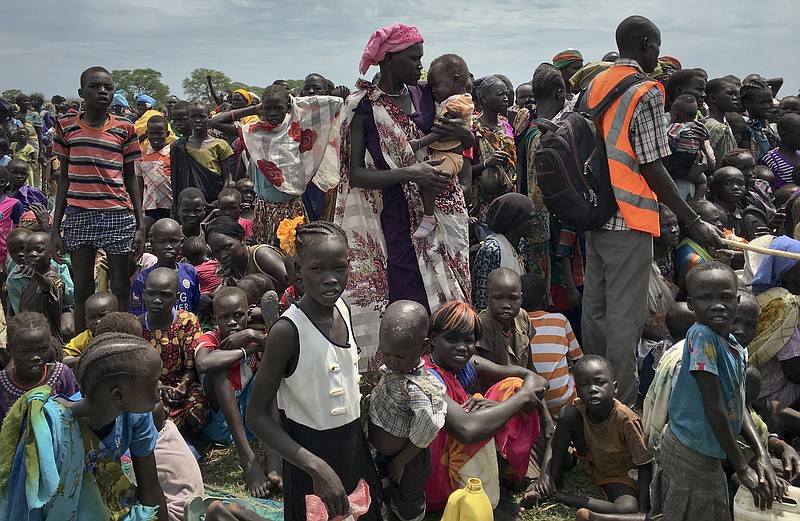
[204,216,245,243]
[75,333,159,399]
[7,311,50,349]
[295,221,348,262]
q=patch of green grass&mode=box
[201,444,601,520]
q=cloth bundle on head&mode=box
[552,49,583,70]
[473,75,503,102]
[654,56,682,84]
[233,89,254,105]
[359,23,424,75]
[111,90,130,108]
[570,61,614,93]
[752,235,800,295]
[135,93,156,108]
[486,193,534,235]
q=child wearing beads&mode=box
[139,267,209,434]
[246,222,381,521]
[369,300,447,521]
[195,287,276,499]
[0,312,80,423]
[409,54,474,239]
[0,333,168,520]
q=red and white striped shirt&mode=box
[528,310,583,417]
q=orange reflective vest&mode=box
[586,66,663,236]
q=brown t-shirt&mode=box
[476,308,535,369]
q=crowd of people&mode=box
[1,13,800,521]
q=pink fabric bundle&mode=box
[359,23,424,75]
[305,479,371,521]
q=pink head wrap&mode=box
[359,24,424,76]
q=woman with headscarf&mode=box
[749,236,800,430]
[472,193,536,310]
[335,23,473,369]
[133,93,175,151]
[552,49,584,101]
[229,89,260,125]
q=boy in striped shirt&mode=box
[51,66,145,334]
[523,273,583,418]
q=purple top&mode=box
[10,185,47,213]
[355,83,435,309]
[0,362,80,421]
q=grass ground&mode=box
[200,442,602,520]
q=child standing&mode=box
[171,102,233,207]
[9,128,37,186]
[0,312,80,423]
[523,273,583,418]
[409,54,474,239]
[62,291,117,367]
[655,262,780,519]
[139,267,208,433]
[476,267,535,369]
[51,66,145,334]
[529,355,652,516]
[17,230,64,343]
[0,165,23,269]
[136,115,173,220]
[0,332,169,520]
[194,287,275,499]
[245,222,381,521]
[759,113,800,187]
[741,80,780,162]
[7,157,46,212]
[130,218,200,315]
[368,300,447,521]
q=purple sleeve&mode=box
[59,364,81,396]
[777,328,800,361]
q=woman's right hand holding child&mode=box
[406,158,449,192]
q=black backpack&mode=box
[533,73,647,230]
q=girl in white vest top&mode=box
[246,221,381,521]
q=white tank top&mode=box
[277,299,361,431]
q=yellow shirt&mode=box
[63,329,93,357]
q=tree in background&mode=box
[183,69,231,105]
[285,79,304,93]
[1,89,22,100]
[112,68,170,108]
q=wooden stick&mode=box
[721,238,800,261]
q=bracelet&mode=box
[483,159,489,169]
[240,347,247,362]
[688,214,702,228]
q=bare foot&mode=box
[575,508,591,521]
[267,470,283,492]
[520,487,546,509]
[241,457,270,498]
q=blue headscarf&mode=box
[110,90,129,108]
[134,93,156,108]
[752,235,800,295]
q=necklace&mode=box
[10,366,48,390]
[406,358,425,374]
[384,85,408,98]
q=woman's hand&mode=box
[484,150,512,169]
[310,462,349,518]
[406,158,449,191]
[780,442,800,480]
[431,116,474,147]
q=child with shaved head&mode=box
[369,300,447,521]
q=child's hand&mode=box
[51,232,65,264]
[567,286,582,311]
[30,203,49,227]
[781,443,800,480]
[160,385,186,407]
[485,150,511,168]
[389,457,405,484]
[535,474,556,499]
[311,463,350,518]
[220,329,257,351]
[14,265,35,279]
[738,465,775,510]
[462,396,497,412]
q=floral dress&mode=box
[142,310,209,431]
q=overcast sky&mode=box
[3,0,798,101]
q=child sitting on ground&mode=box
[235,177,256,220]
[709,165,747,236]
[741,80,780,161]
[759,113,800,188]
[207,188,253,242]
[62,291,117,367]
[667,94,709,200]
[17,230,64,343]
[0,332,169,520]
[523,273,583,418]
[0,312,80,423]
[528,355,652,516]
[655,262,782,520]
[182,235,221,295]
[721,148,777,239]
[136,115,173,221]
[476,267,535,370]
[409,54,474,239]
[236,273,279,331]
[139,267,208,434]
[195,287,278,498]
[368,300,447,521]
[130,218,200,315]
[171,102,233,206]
[6,157,46,212]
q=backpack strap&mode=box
[579,72,649,121]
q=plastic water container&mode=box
[734,485,800,520]
[441,478,494,521]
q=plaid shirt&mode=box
[135,143,172,211]
[369,367,448,449]
[601,59,671,231]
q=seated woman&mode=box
[336,23,473,369]
[422,301,548,516]
[749,235,800,440]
